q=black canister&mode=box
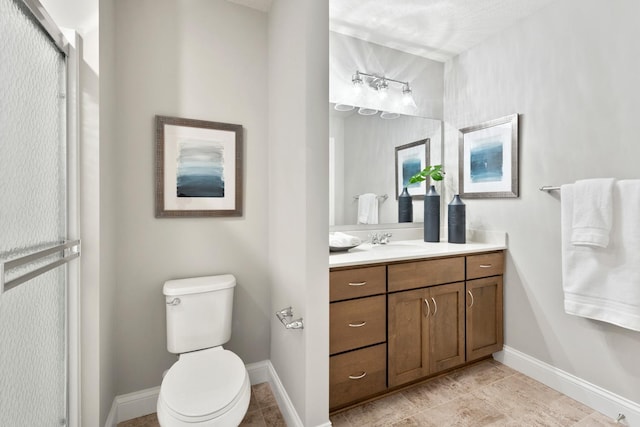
[448,194,466,243]
[424,185,440,242]
[398,187,413,223]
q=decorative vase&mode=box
[424,185,440,242]
[448,194,466,244]
[398,187,413,223]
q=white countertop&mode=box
[329,238,507,268]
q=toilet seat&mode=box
[158,347,250,424]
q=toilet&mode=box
[157,274,251,427]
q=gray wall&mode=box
[268,1,330,425]
[113,0,270,394]
[444,0,640,403]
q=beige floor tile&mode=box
[401,375,473,410]
[341,392,418,427]
[447,360,515,390]
[253,382,278,408]
[329,412,352,427]
[408,393,511,427]
[247,387,261,412]
[262,404,287,427]
[118,413,159,427]
[239,409,267,427]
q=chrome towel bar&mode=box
[1,240,80,293]
[539,186,561,192]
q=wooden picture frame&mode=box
[459,114,519,198]
[155,115,243,217]
[394,139,430,200]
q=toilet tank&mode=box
[163,274,236,354]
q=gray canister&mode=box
[398,187,413,223]
[424,185,440,242]
[448,194,466,243]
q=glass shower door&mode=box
[0,0,76,425]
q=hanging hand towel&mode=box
[561,180,640,331]
[357,193,379,225]
[571,178,615,248]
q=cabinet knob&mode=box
[348,372,367,380]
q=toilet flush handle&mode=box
[166,298,181,306]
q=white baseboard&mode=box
[105,359,309,427]
[495,345,640,426]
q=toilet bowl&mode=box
[157,275,250,426]
[157,347,250,426]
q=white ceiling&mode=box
[331,0,559,62]
[229,0,559,62]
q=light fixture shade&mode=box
[402,83,414,106]
[380,111,400,119]
[334,104,355,111]
[352,72,363,87]
[358,107,378,116]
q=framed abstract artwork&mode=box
[394,138,430,199]
[459,114,519,198]
[155,115,243,217]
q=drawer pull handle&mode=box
[348,372,367,380]
[348,321,367,328]
[479,264,493,268]
[431,297,438,316]
[348,281,367,287]
[423,298,431,317]
[468,290,475,308]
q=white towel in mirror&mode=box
[357,193,378,224]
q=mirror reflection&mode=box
[329,105,442,226]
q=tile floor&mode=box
[330,359,619,427]
[117,382,285,427]
[119,359,619,427]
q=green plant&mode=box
[408,165,445,184]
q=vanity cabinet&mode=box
[329,249,504,411]
[329,266,387,409]
[387,281,465,387]
[466,252,504,361]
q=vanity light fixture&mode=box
[334,103,355,111]
[351,70,415,105]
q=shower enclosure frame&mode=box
[0,0,82,425]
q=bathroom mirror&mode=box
[329,104,443,227]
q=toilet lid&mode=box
[161,348,247,418]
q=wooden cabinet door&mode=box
[387,288,429,387]
[428,282,466,373]
[466,276,504,361]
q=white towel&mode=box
[357,193,378,225]
[561,180,640,331]
[571,178,615,248]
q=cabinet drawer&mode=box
[330,343,387,410]
[330,266,386,302]
[466,252,504,279]
[330,295,386,355]
[388,257,465,292]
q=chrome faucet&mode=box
[369,232,392,245]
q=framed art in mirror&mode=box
[459,114,519,198]
[394,138,430,200]
[155,115,243,217]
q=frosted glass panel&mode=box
[0,0,68,425]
